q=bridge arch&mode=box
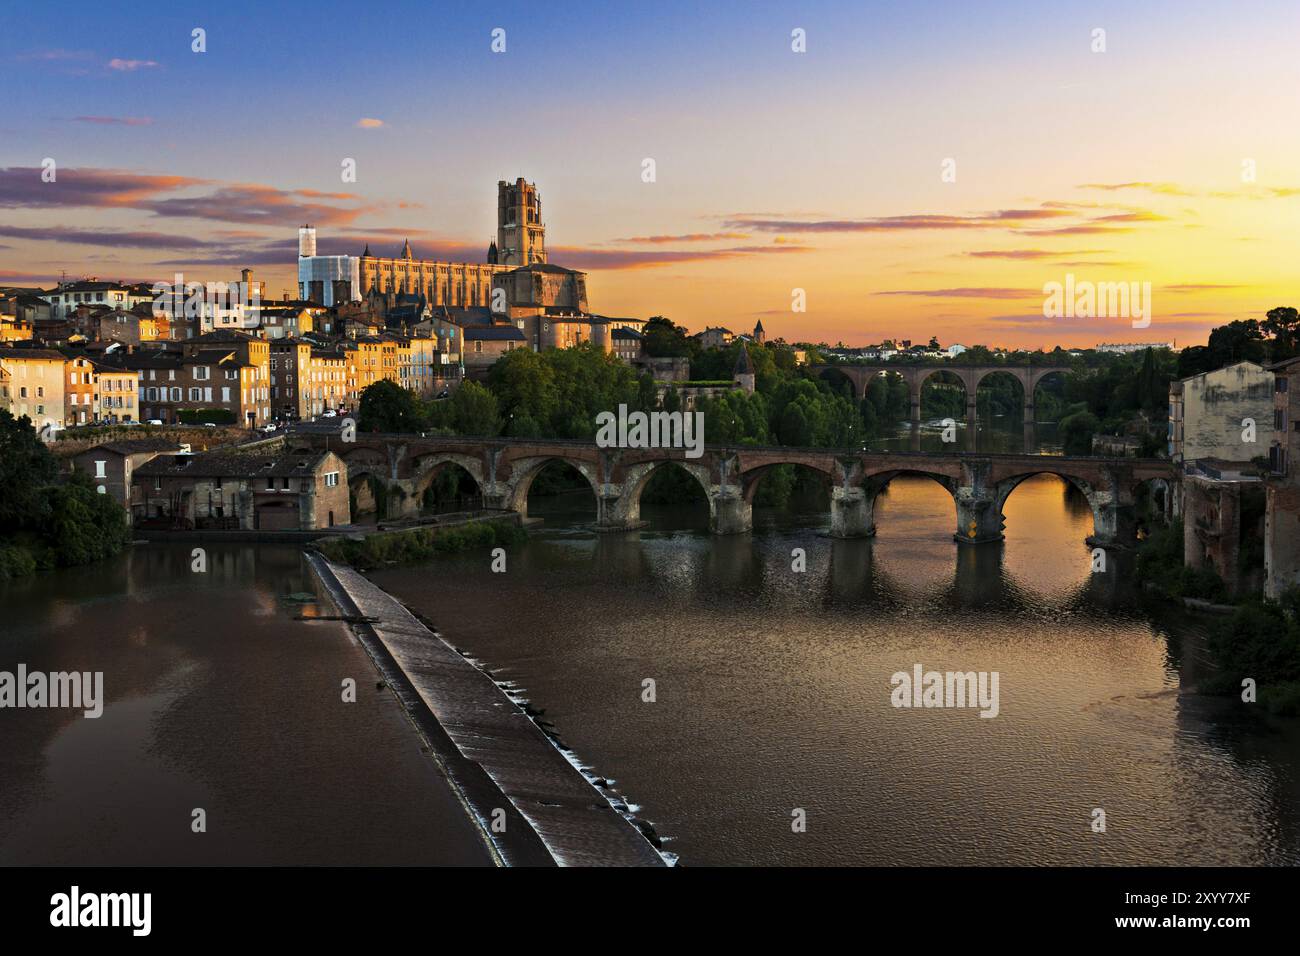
[858,468,961,537]
[410,453,487,499]
[615,459,715,528]
[740,460,835,504]
[995,470,1104,541]
[816,366,861,400]
[504,456,602,517]
[411,453,487,514]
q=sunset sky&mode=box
[2,0,1298,348]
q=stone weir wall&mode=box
[307,553,667,867]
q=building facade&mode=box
[1168,361,1273,463]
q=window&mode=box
[94,460,107,478]
[324,471,339,487]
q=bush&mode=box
[0,543,38,580]
[316,520,526,569]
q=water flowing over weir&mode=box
[307,554,667,867]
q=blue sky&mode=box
[3,0,1298,346]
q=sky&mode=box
[2,0,1298,349]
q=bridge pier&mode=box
[594,487,648,532]
[830,486,875,538]
[387,478,421,519]
[1086,472,1140,550]
[1087,499,1139,550]
[710,490,752,535]
[954,460,1004,544]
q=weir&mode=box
[307,553,667,867]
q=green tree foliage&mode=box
[0,414,130,579]
[1058,408,1100,455]
[0,410,58,529]
[641,315,693,358]
[358,379,425,433]
[445,380,502,436]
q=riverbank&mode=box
[307,552,669,867]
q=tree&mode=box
[449,381,501,436]
[0,410,57,531]
[641,315,693,358]
[358,379,425,433]
[1059,409,1100,456]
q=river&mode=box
[0,545,492,866]
[372,473,1300,866]
[4,449,1297,866]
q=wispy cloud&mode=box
[0,167,381,228]
[874,287,1040,300]
[1079,181,1195,197]
[70,115,153,126]
[610,232,751,244]
[964,248,1109,260]
[107,58,159,72]
[355,118,384,129]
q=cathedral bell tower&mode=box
[496,178,547,266]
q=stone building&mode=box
[297,178,546,307]
[0,347,67,433]
[1265,355,1300,600]
[269,338,313,421]
[1168,361,1273,463]
[133,449,349,531]
[1182,460,1266,598]
[72,439,184,517]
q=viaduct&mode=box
[290,431,1174,549]
[810,363,1071,449]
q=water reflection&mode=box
[0,545,492,866]
[374,474,1300,866]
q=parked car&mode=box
[321,409,338,418]
[202,422,218,428]
[145,419,163,426]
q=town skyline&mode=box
[4,0,1299,349]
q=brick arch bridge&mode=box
[293,432,1172,548]
[811,363,1070,449]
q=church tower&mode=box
[497,178,547,266]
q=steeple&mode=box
[733,342,756,395]
[487,239,498,265]
[400,238,413,260]
[361,242,372,258]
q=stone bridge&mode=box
[811,363,1071,449]
[290,431,1174,549]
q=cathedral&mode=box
[297,177,645,356]
[297,178,547,308]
